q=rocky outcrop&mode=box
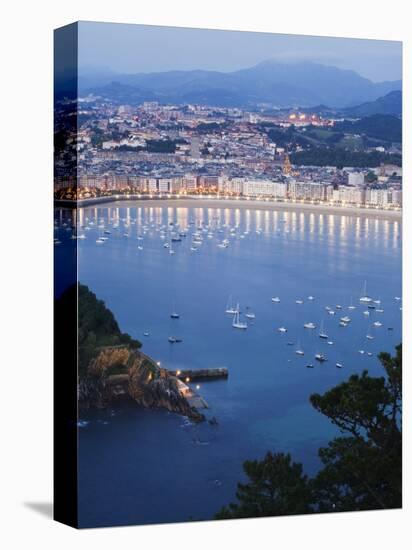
[78,346,205,422]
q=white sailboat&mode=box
[225,295,237,315]
[245,306,256,320]
[295,340,304,355]
[232,304,247,330]
[348,297,356,310]
[359,280,373,303]
[319,320,328,339]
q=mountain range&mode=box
[342,90,402,117]
[78,60,401,109]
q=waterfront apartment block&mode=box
[56,173,402,208]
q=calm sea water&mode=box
[56,202,402,527]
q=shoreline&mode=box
[56,196,402,221]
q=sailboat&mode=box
[232,304,247,330]
[245,307,256,320]
[319,320,328,339]
[359,280,373,303]
[374,297,384,313]
[225,295,237,315]
[295,340,304,355]
[348,297,356,310]
[366,325,374,340]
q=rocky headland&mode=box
[78,345,205,421]
[56,283,205,421]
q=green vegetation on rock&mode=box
[78,283,141,376]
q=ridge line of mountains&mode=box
[76,60,402,113]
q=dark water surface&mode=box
[57,203,401,527]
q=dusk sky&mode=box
[78,21,402,82]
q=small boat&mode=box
[336,362,344,369]
[306,363,314,369]
[388,327,394,331]
[376,308,384,313]
[96,238,105,244]
[245,307,256,320]
[287,342,294,346]
[319,320,328,339]
[328,310,335,316]
[348,297,356,310]
[373,321,383,327]
[339,321,348,327]
[272,297,281,303]
[304,322,316,329]
[232,305,248,330]
[170,312,180,319]
[359,281,373,303]
[225,295,237,315]
[168,336,183,343]
[358,350,365,355]
[295,340,304,356]
[278,327,288,333]
[327,341,334,345]
[363,310,370,316]
[315,353,327,362]
[137,246,143,250]
[366,326,374,340]
[295,299,304,305]
[395,296,401,301]
[104,230,111,235]
[367,352,373,357]
[340,316,351,323]
[367,304,376,310]
[307,295,315,301]
[163,243,170,249]
[335,305,343,310]
[143,332,150,337]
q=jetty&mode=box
[168,367,229,381]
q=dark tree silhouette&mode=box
[216,345,402,519]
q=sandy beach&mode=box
[76,196,402,222]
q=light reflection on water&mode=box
[57,203,402,527]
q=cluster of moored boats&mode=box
[60,214,251,253]
[227,281,400,369]
[55,214,401,371]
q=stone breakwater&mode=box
[78,346,205,422]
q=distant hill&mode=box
[335,114,402,143]
[79,61,401,109]
[343,91,402,117]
